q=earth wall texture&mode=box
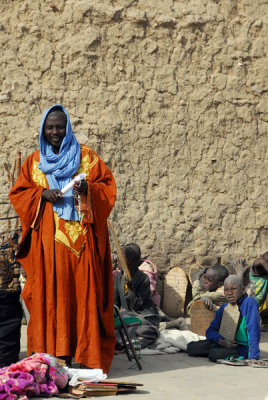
[0,0,267,275]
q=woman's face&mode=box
[44,112,66,153]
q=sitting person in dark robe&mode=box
[113,243,160,349]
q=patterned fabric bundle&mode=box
[0,353,68,400]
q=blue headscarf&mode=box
[38,104,81,221]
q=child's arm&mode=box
[207,304,238,349]
[244,297,261,360]
[201,289,226,311]
[232,259,250,286]
[252,256,268,276]
[201,296,214,311]
[191,279,203,299]
[191,281,226,310]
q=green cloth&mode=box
[235,316,248,348]
[249,272,268,311]
[114,316,142,328]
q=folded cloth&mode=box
[139,330,206,355]
[160,330,206,352]
[62,367,107,387]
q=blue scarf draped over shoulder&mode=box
[38,104,81,221]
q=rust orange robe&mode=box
[9,145,116,373]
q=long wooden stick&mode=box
[11,158,16,186]
[15,151,21,179]
[4,155,15,217]
[107,220,131,280]
[4,163,12,183]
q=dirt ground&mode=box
[20,325,268,400]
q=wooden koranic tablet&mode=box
[162,267,188,318]
[219,303,240,341]
[190,300,215,336]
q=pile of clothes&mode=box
[0,353,68,400]
[0,354,140,399]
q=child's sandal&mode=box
[217,356,249,366]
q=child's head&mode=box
[203,264,229,292]
[224,275,245,305]
[123,243,141,276]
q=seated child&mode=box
[136,244,188,330]
[113,243,160,349]
[232,251,268,323]
[187,264,229,315]
[187,275,261,363]
[139,258,161,307]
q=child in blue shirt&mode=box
[187,275,261,363]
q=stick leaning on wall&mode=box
[107,220,131,281]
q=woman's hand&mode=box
[42,189,63,203]
[73,179,88,195]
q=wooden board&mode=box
[219,303,240,341]
[68,380,143,397]
[162,267,188,318]
[190,300,215,336]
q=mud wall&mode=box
[1,0,267,272]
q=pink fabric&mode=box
[139,260,161,307]
[0,353,68,400]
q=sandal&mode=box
[217,356,249,366]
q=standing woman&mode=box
[9,105,116,373]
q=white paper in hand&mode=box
[61,173,86,194]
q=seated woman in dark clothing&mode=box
[113,243,160,349]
